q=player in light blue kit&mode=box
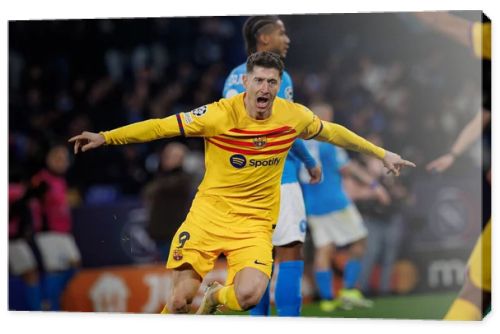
[223,16,321,316]
[300,102,390,311]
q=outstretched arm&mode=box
[68,115,181,154]
[309,121,415,176]
[426,110,489,173]
[412,12,490,60]
[412,12,472,49]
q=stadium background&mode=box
[8,11,486,319]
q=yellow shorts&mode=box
[468,220,491,292]
[166,215,273,285]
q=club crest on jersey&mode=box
[191,105,207,117]
[252,136,267,149]
[173,249,183,261]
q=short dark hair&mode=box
[243,15,280,55]
[246,51,284,78]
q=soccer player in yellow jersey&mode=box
[69,51,415,315]
[413,12,491,320]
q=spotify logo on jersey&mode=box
[230,154,247,168]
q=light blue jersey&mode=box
[299,141,351,215]
[223,62,316,184]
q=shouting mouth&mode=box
[256,96,270,109]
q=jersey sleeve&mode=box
[298,105,324,140]
[222,66,245,98]
[297,105,385,159]
[177,101,233,137]
[102,116,182,145]
[316,121,385,159]
[290,139,317,168]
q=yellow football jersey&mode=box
[176,93,323,233]
[102,92,384,235]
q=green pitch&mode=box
[221,292,457,319]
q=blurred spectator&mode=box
[8,174,45,311]
[9,18,242,201]
[31,144,82,310]
[142,142,195,262]
[9,16,479,200]
[344,134,409,296]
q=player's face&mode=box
[265,20,290,58]
[243,66,281,119]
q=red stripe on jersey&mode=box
[229,126,293,136]
[222,128,296,139]
[207,138,291,155]
[267,129,297,138]
[212,135,297,148]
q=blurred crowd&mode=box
[9,14,481,202]
[9,13,484,309]
[9,17,246,201]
